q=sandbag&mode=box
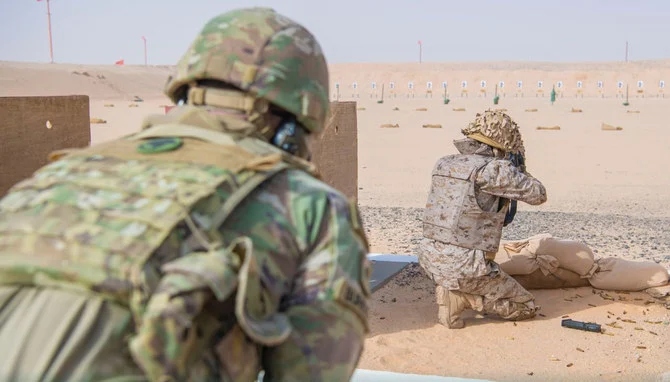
[588,258,670,291]
[512,267,591,290]
[526,234,598,277]
[494,241,540,275]
[495,235,563,276]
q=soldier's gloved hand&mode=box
[509,152,527,174]
[518,154,526,174]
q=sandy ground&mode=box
[1,61,669,381]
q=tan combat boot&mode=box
[436,286,471,329]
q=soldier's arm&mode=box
[128,245,238,381]
[476,159,547,205]
[261,190,372,381]
[128,274,211,381]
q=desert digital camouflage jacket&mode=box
[423,138,547,253]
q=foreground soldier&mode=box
[0,7,371,381]
[419,110,547,328]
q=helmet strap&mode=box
[466,132,506,151]
[186,86,273,135]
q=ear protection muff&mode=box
[271,114,311,160]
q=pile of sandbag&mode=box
[494,233,670,292]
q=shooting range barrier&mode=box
[0,95,91,196]
[310,101,359,200]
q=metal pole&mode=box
[142,36,147,66]
[418,41,422,64]
[45,0,54,63]
[626,83,629,103]
[625,41,628,63]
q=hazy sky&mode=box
[1,0,669,65]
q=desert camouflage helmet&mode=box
[461,109,525,155]
[164,7,330,134]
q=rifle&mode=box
[501,152,525,226]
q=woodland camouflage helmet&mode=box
[461,109,526,156]
[164,7,330,134]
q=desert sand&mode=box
[1,60,669,381]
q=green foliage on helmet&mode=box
[164,7,330,134]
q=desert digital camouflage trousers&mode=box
[0,285,145,382]
[419,238,538,320]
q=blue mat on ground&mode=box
[367,253,418,292]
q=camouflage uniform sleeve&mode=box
[128,271,215,382]
[261,189,371,381]
[476,159,548,205]
[128,239,247,381]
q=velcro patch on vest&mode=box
[136,137,184,154]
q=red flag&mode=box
[114,59,124,66]
[418,40,422,45]
[141,36,146,41]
